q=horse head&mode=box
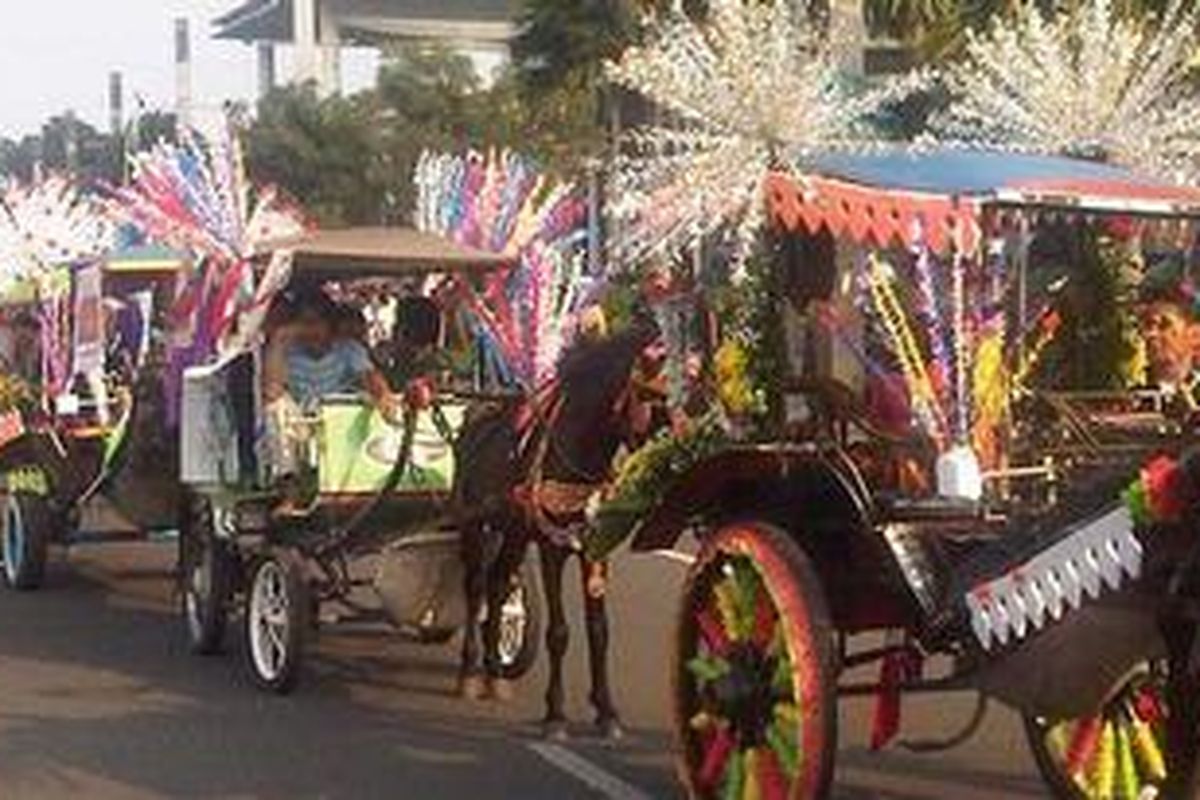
[543,321,666,485]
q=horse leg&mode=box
[483,529,527,702]
[458,520,500,700]
[540,542,570,739]
[580,557,622,739]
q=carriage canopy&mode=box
[768,149,1200,254]
[265,226,514,281]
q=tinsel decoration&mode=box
[603,0,920,271]
[110,123,306,266]
[109,122,307,356]
[865,255,947,445]
[0,174,116,297]
[107,121,307,421]
[929,0,1200,180]
[414,149,587,389]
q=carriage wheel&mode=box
[180,496,233,655]
[496,559,541,681]
[1024,662,1169,799]
[2,493,52,591]
[674,522,837,800]
[244,548,310,694]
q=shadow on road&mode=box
[0,544,1045,799]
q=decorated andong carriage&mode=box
[599,148,1200,799]
[0,176,184,591]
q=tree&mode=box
[246,83,392,226]
[0,113,120,185]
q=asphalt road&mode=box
[0,539,1051,799]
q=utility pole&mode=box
[108,72,124,137]
[174,17,193,128]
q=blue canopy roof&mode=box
[801,148,1200,214]
[808,149,1156,194]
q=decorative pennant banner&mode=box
[72,262,105,376]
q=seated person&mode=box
[379,295,449,386]
[263,289,399,490]
[1138,259,1200,411]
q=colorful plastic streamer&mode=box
[414,149,587,389]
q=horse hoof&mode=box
[542,720,569,741]
[488,678,515,703]
[458,675,486,701]
[597,718,625,741]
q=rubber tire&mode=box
[2,493,52,591]
[1023,663,1167,800]
[496,559,542,681]
[674,522,838,800]
[244,548,310,695]
[179,495,233,655]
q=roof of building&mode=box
[214,0,516,43]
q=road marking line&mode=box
[651,549,696,566]
[527,742,655,800]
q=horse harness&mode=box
[512,373,642,553]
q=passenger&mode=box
[1137,258,1200,411]
[263,288,399,496]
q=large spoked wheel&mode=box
[496,560,541,681]
[2,492,52,591]
[1024,662,1168,799]
[180,496,233,655]
[244,548,310,695]
[674,522,837,800]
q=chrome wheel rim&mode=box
[249,560,290,682]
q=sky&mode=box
[0,0,380,139]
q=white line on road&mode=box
[527,742,655,800]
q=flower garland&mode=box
[588,411,731,559]
[1123,454,1189,526]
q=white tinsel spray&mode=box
[930,0,1200,181]
[604,0,921,272]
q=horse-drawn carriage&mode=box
[177,226,541,693]
[601,149,1200,799]
[0,177,184,591]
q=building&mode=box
[214,0,517,97]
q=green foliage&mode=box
[0,374,35,415]
[1033,224,1141,390]
[588,409,731,559]
[734,240,790,437]
[0,113,120,184]
[244,41,603,226]
[247,83,394,226]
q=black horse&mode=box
[452,324,660,739]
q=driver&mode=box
[1137,258,1200,413]
[263,288,399,496]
